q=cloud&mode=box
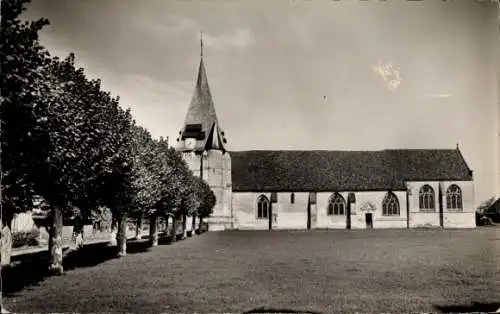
[373,61,401,92]
[423,93,452,99]
[203,29,253,50]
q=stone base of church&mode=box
[205,215,235,231]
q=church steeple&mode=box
[176,33,227,152]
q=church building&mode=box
[175,43,476,231]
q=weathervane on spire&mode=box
[200,31,204,58]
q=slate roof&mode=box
[230,149,473,192]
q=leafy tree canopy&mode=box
[1,0,51,220]
[129,125,160,218]
[152,138,191,217]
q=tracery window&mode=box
[327,193,346,216]
[257,195,270,219]
[446,184,462,210]
[382,192,400,216]
[419,185,435,211]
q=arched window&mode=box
[419,185,435,211]
[446,184,462,210]
[382,192,400,216]
[257,195,270,219]
[327,193,346,216]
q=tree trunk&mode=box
[116,212,127,257]
[0,291,9,313]
[149,214,158,247]
[0,242,10,309]
[71,216,84,250]
[199,216,203,233]
[1,217,13,267]
[48,206,64,275]
[0,215,13,313]
[191,215,197,236]
[181,213,187,239]
[109,216,117,246]
[170,215,177,242]
[135,214,143,240]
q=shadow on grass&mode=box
[433,302,500,313]
[158,235,173,245]
[156,232,193,245]
[2,231,200,296]
[243,308,322,314]
[2,239,152,296]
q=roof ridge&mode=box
[383,148,457,151]
[229,148,458,153]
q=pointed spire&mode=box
[176,34,227,152]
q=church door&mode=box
[365,213,373,229]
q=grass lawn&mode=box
[3,228,500,313]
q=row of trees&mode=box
[1,0,215,274]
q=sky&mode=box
[24,0,499,206]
